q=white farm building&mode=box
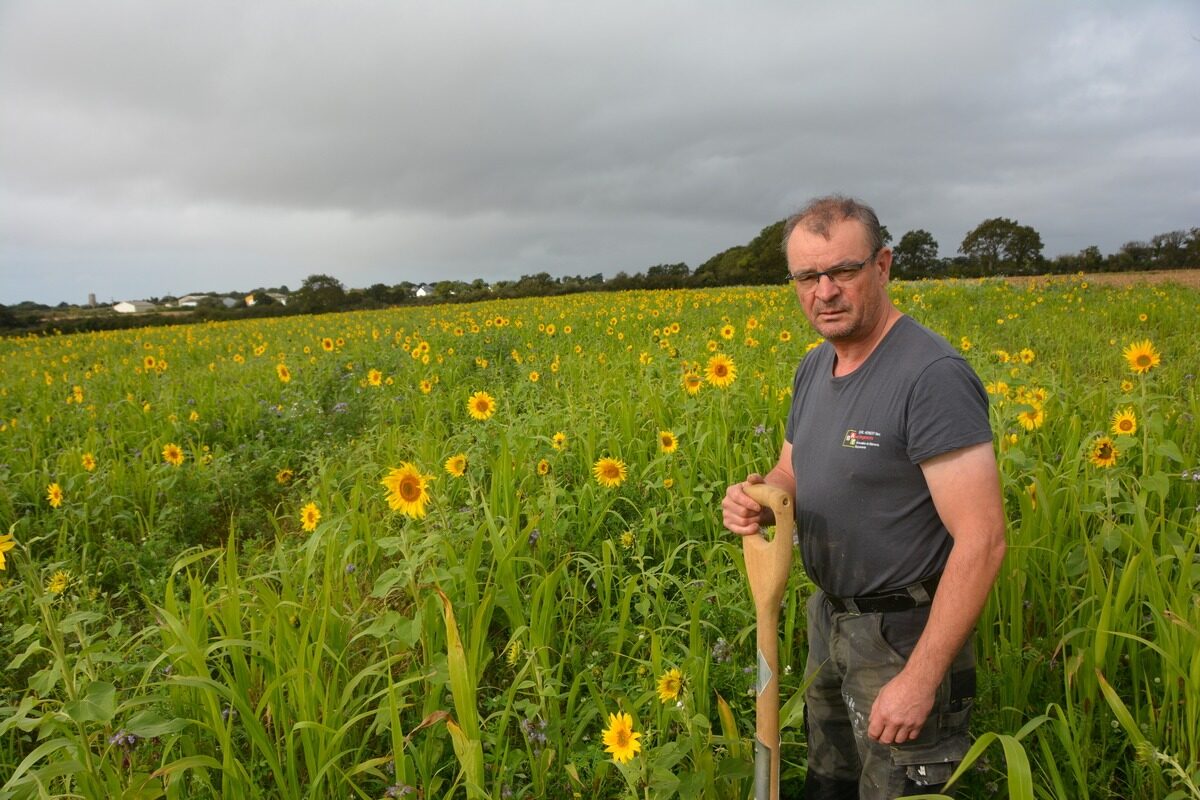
[113,301,157,314]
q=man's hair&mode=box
[781,195,884,255]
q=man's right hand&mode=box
[721,473,773,536]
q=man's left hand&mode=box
[867,670,936,745]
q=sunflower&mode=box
[529,371,540,383]
[780,330,792,343]
[81,452,96,472]
[46,570,70,595]
[1120,379,1134,393]
[143,355,157,370]
[300,502,321,532]
[367,369,383,387]
[658,430,678,454]
[551,431,567,451]
[683,371,703,395]
[419,379,433,394]
[46,482,64,508]
[536,459,550,476]
[720,324,735,340]
[162,443,184,467]
[657,668,684,703]
[276,363,292,383]
[381,463,433,519]
[1089,436,1119,468]
[601,711,642,764]
[1016,406,1044,431]
[593,457,627,488]
[1122,339,1160,375]
[1019,348,1036,365]
[1110,407,1137,437]
[705,354,737,389]
[276,468,294,485]
[444,454,467,478]
[467,391,496,421]
[0,531,16,571]
[321,337,335,352]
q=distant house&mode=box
[113,300,157,314]
[415,284,435,298]
[177,294,240,308]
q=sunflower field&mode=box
[1,276,1197,799]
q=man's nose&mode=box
[812,273,841,300]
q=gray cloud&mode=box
[2,0,1198,304]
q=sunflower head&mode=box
[1110,407,1137,437]
[705,354,737,389]
[382,463,434,519]
[467,391,496,421]
[551,431,567,451]
[1016,406,1045,432]
[657,668,684,703]
[300,502,321,532]
[46,570,70,595]
[1122,339,1160,375]
[658,430,678,454]
[444,454,467,478]
[162,443,184,467]
[601,711,642,764]
[593,456,627,488]
[1089,436,1119,468]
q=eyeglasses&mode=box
[787,251,878,290]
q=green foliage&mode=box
[1,278,1198,798]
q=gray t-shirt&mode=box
[784,315,992,597]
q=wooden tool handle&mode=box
[741,482,794,800]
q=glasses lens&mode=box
[830,264,861,282]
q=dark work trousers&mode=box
[798,591,975,799]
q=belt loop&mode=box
[905,580,932,604]
[842,597,861,615]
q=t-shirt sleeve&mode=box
[905,356,992,464]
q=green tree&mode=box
[892,230,940,278]
[959,217,1044,275]
[295,274,347,312]
[693,220,786,286]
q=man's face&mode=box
[786,219,892,344]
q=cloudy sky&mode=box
[1,1,1197,306]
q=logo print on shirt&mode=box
[842,429,882,450]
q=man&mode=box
[722,196,1006,799]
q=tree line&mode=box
[291,217,1198,310]
[2,217,1197,333]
